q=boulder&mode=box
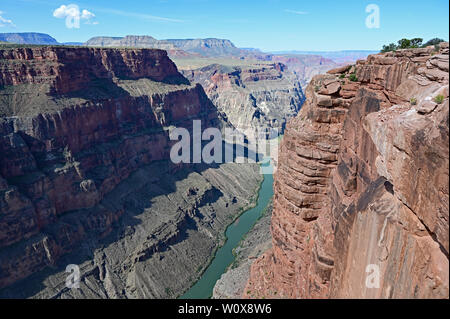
[417,100,438,114]
[316,94,333,107]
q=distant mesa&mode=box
[85,35,178,51]
[0,32,375,86]
[85,35,248,58]
[0,32,59,45]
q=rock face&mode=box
[0,45,263,297]
[181,63,305,137]
[0,46,185,100]
[245,43,449,299]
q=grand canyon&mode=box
[0,0,448,304]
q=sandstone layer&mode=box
[245,43,449,299]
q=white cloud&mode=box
[53,5,71,18]
[81,9,95,20]
[285,9,309,15]
[0,11,15,27]
[53,4,97,28]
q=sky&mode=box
[0,0,448,51]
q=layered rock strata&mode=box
[245,43,449,299]
[181,63,305,137]
[0,46,262,297]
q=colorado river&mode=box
[181,165,274,299]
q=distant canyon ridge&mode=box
[1,32,377,136]
[1,32,377,86]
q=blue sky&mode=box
[0,0,448,51]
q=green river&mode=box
[181,165,274,299]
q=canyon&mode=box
[0,36,448,300]
[84,36,324,137]
[244,42,449,299]
[0,45,264,298]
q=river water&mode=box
[181,167,274,299]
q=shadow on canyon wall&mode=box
[1,95,264,298]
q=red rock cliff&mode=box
[0,46,183,94]
[245,43,449,299]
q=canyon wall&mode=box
[0,46,263,297]
[84,36,307,137]
[245,43,449,299]
[181,62,305,137]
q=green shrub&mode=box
[339,73,346,79]
[397,38,423,49]
[381,43,397,53]
[410,38,423,48]
[381,37,442,52]
[434,95,444,104]
[314,85,321,92]
[422,38,445,47]
[349,73,358,82]
[410,97,417,105]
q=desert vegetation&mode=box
[381,37,445,53]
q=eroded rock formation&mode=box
[0,46,185,98]
[181,63,305,137]
[245,43,449,299]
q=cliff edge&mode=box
[245,43,449,299]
